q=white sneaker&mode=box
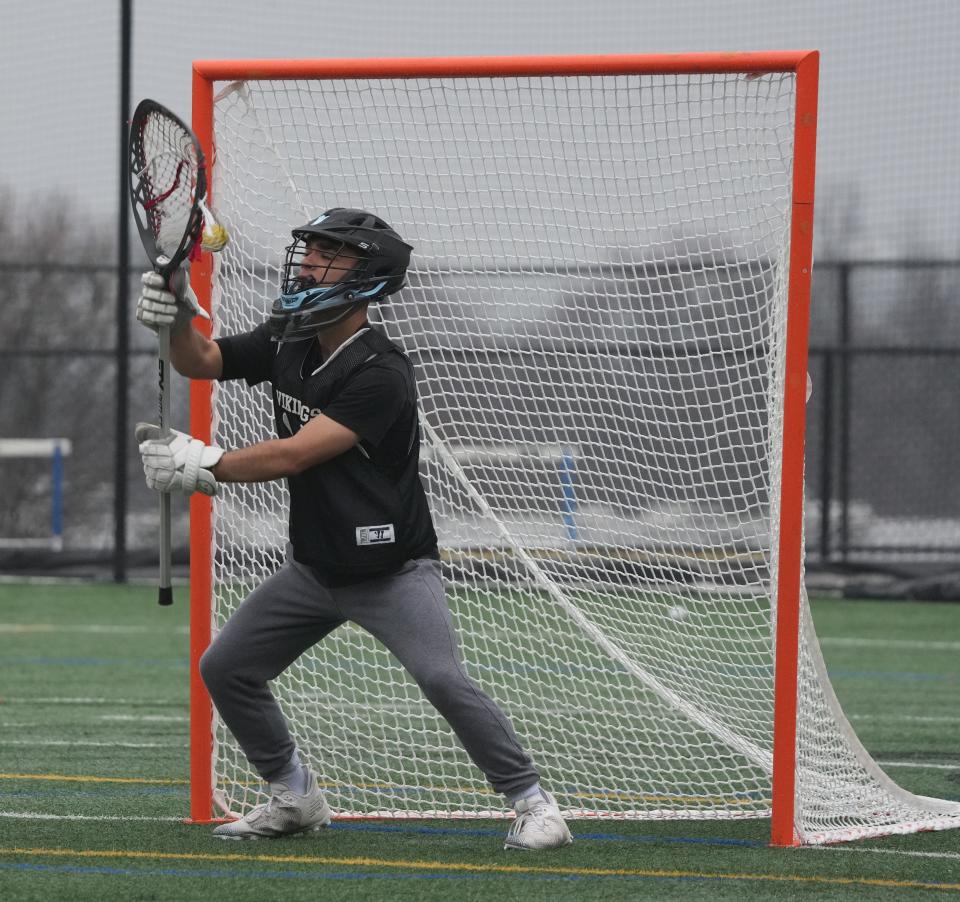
[503,790,572,851]
[213,769,331,839]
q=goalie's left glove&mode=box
[136,423,224,496]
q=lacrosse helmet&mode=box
[269,207,412,342]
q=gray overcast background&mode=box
[1,0,958,566]
[2,0,959,260]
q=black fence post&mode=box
[818,351,835,563]
[837,262,852,564]
[114,0,132,583]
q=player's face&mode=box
[299,240,362,286]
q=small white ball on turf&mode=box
[668,605,689,621]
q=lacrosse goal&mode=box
[187,52,960,845]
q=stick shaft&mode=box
[158,325,173,606]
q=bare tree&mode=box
[0,194,118,542]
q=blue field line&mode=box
[327,821,765,848]
[323,780,764,802]
[0,860,712,884]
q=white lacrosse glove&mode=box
[136,423,224,496]
[136,261,210,334]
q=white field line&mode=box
[1,621,953,648]
[1,697,186,706]
[876,760,960,771]
[0,623,187,635]
[6,694,955,726]
[807,844,960,863]
[849,714,960,724]
[819,636,960,651]
[0,740,185,749]
[0,811,183,822]
[98,714,189,723]
[0,616,954,649]
[264,697,960,729]
[2,715,189,726]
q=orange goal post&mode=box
[186,52,960,846]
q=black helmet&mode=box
[269,208,412,342]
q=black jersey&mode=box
[215,323,438,585]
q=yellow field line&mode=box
[0,847,958,892]
[0,773,187,786]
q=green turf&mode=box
[0,582,958,900]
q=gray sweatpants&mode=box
[199,556,539,796]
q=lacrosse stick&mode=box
[128,99,227,605]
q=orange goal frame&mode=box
[188,51,819,846]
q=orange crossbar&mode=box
[193,51,815,82]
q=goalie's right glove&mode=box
[136,422,224,496]
[136,262,210,334]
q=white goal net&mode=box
[198,57,960,844]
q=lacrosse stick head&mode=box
[128,99,207,279]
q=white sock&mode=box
[270,749,309,795]
[507,782,545,809]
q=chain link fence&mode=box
[1,254,957,580]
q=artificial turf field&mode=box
[0,582,957,900]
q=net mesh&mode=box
[202,66,960,843]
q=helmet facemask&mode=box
[285,237,364,298]
[268,208,412,343]
[270,238,376,342]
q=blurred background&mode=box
[1,0,958,596]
